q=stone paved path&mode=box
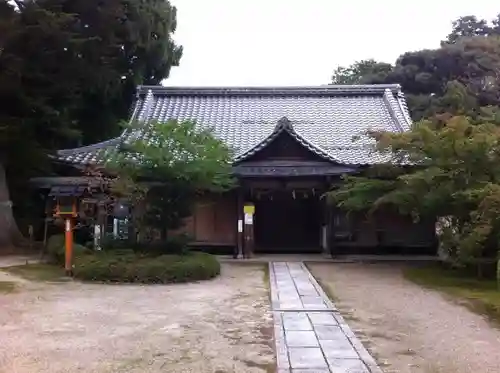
[269,262,382,373]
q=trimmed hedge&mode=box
[73,251,220,283]
[101,234,191,255]
[46,234,92,265]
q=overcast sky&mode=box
[164,0,500,87]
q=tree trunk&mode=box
[0,162,25,249]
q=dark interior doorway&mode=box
[253,191,322,253]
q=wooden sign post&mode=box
[54,197,78,276]
[243,203,255,258]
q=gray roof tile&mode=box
[57,84,412,166]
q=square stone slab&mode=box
[280,302,304,310]
[297,289,320,296]
[288,347,329,369]
[283,312,309,321]
[300,296,325,305]
[280,297,303,305]
[308,312,338,326]
[277,285,295,289]
[286,331,319,347]
[327,358,370,373]
[320,339,359,359]
[279,293,302,300]
[314,325,346,340]
[283,316,313,331]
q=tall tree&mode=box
[0,0,182,247]
[35,0,183,144]
[332,36,500,121]
[445,15,491,44]
[109,120,235,241]
[328,113,500,265]
[0,0,84,247]
[331,59,393,85]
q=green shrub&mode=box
[73,251,220,283]
[101,234,191,255]
[46,234,92,265]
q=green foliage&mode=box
[0,0,182,239]
[293,12,500,282]
[101,234,191,255]
[0,281,16,293]
[114,120,235,190]
[72,251,221,283]
[444,15,500,44]
[46,234,92,265]
[3,263,66,282]
[331,59,393,85]
[107,120,235,237]
[331,15,500,121]
[328,115,500,264]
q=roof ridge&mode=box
[136,84,403,97]
[326,144,376,149]
[137,89,155,121]
[57,137,122,156]
[382,88,406,132]
[395,91,413,130]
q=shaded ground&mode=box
[0,263,275,373]
[308,262,500,373]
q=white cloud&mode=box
[165,0,500,86]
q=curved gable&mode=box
[235,117,340,164]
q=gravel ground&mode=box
[308,262,500,373]
[0,263,275,373]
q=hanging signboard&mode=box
[243,204,255,215]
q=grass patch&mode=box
[305,264,339,302]
[404,265,500,324]
[0,281,16,293]
[261,264,272,303]
[3,263,67,282]
[262,263,270,284]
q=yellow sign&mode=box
[243,204,255,215]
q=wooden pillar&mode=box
[320,195,329,256]
[243,219,255,258]
[235,187,244,259]
[323,178,334,258]
[243,202,255,258]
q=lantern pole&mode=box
[64,218,73,276]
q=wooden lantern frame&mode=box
[53,196,78,218]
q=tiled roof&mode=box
[57,84,412,166]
